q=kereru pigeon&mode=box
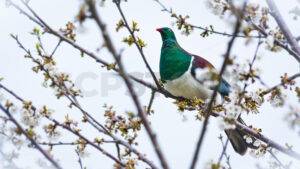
[157,27,256,155]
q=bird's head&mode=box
[156,27,176,41]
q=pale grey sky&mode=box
[0,0,300,169]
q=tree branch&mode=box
[86,1,169,169]
[217,136,231,169]
[10,0,176,100]
[75,150,84,169]
[9,33,160,169]
[0,104,62,169]
[189,4,244,169]
[146,90,156,115]
[266,0,300,56]
[153,0,264,39]
[260,73,300,96]
[268,149,289,169]
[114,0,161,89]
[8,0,300,165]
[248,18,300,62]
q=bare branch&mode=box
[10,2,43,27]
[48,117,126,167]
[38,140,117,147]
[153,0,264,39]
[0,104,62,169]
[50,40,62,58]
[232,117,300,160]
[217,136,231,169]
[114,1,161,89]
[268,149,289,169]
[86,1,169,169]
[8,0,300,166]
[10,1,177,100]
[248,19,300,62]
[260,73,300,96]
[75,150,84,169]
[238,36,263,104]
[146,90,156,115]
[189,4,245,169]
[9,34,159,169]
[266,0,300,56]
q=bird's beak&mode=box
[156,28,163,32]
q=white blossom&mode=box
[195,67,219,89]
[269,95,283,107]
[37,158,59,169]
[253,139,261,147]
[284,105,300,130]
[227,104,242,114]
[249,147,266,158]
[266,36,274,46]
[43,63,52,71]
[77,150,90,158]
[47,131,61,142]
[252,12,262,24]
[217,116,236,130]
[224,63,248,93]
[203,80,218,89]
[250,91,263,106]
[48,67,59,77]
[21,109,40,127]
[244,135,253,144]
[64,81,73,89]
[195,67,217,81]
[10,105,18,114]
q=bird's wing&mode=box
[190,54,231,97]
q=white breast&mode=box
[164,66,223,104]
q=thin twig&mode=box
[217,136,231,169]
[76,150,84,169]
[238,36,263,104]
[115,0,161,89]
[231,116,300,160]
[38,140,117,147]
[153,0,264,39]
[147,90,156,115]
[11,0,177,100]
[49,117,126,167]
[248,18,300,62]
[260,73,300,96]
[0,104,63,169]
[11,34,109,135]
[1,82,158,169]
[50,40,62,58]
[10,35,159,168]
[10,2,43,27]
[115,143,122,161]
[189,4,245,169]
[268,149,289,169]
[1,77,124,167]
[88,1,168,169]
[266,0,300,56]
[9,0,300,164]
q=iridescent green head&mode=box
[156,27,176,41]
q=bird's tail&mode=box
[225,117,258,155]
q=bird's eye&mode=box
[168,29,171,32]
